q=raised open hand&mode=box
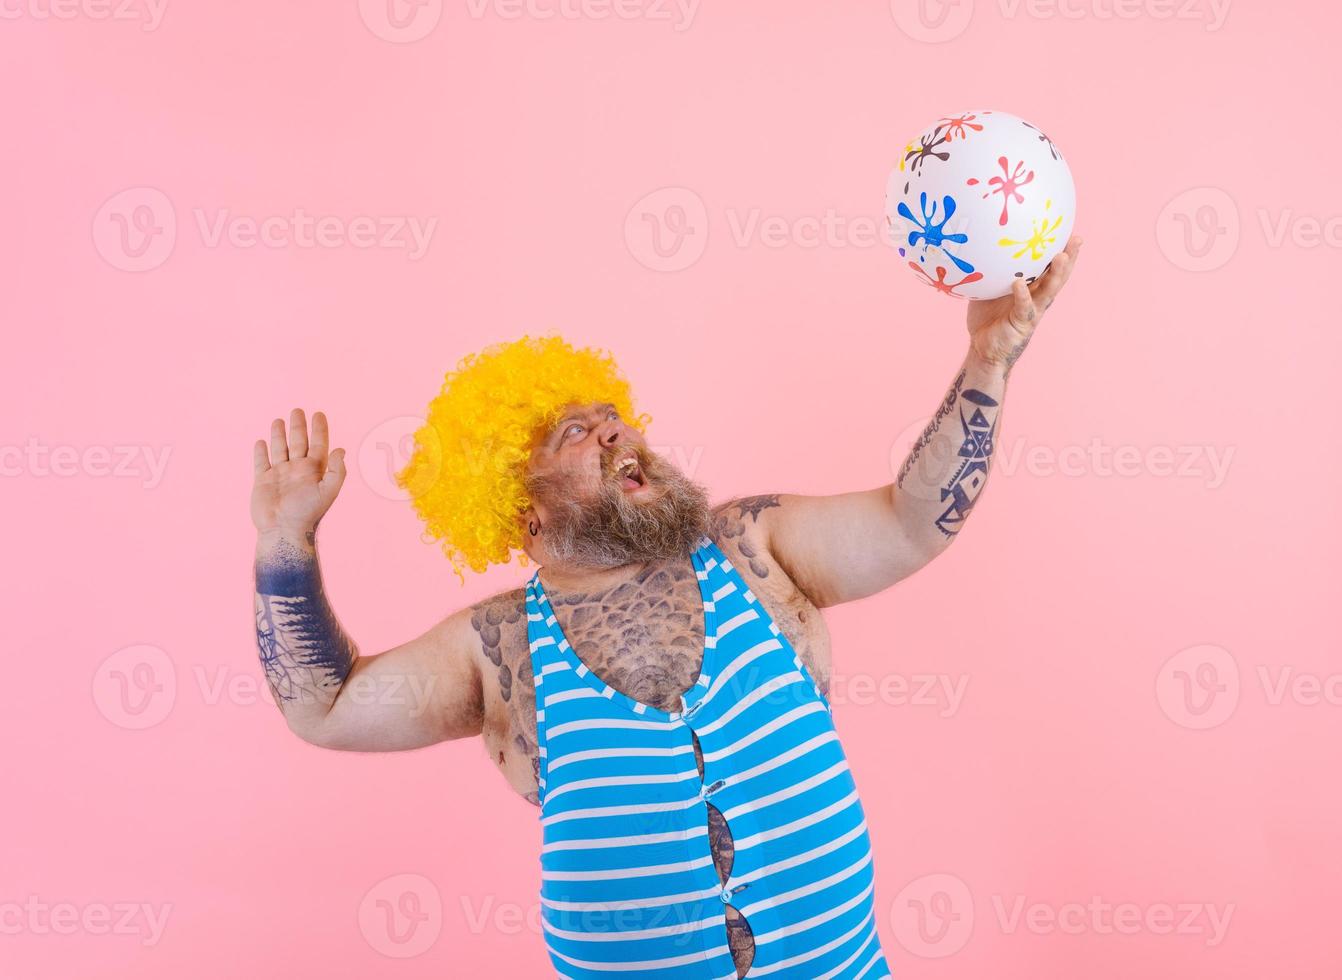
[251,409,347,537]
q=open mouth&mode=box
[613,455,647,492]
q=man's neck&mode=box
[537,556,655,598]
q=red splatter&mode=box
[967,156,1035,225]
[909,261,984,297]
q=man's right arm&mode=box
[255,527,484,750]
[251,408,484,751]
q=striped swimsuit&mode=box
[525,534,892,978]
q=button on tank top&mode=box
[525,535,892,978]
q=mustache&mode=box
[525,447,714,569]
[601,445,654,479]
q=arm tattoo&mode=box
[897,368,966,489]
[254,538,356,705]
[934,388,999,538]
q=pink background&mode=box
[3,1,1339,977]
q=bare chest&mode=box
[548,560,709,713]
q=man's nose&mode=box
[597,419,621,447]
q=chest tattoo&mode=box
[544,559,706,714]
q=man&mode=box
[250,235,1081,978]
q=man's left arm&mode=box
[751,236,1084,608]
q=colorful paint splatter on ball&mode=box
[1022,120,1061,161]
[998,198,1065,261]
[897,192,975,275]
[904,130,951,174]
[908,262,985,297]
[936,111,991,143]
[966,156,1036,226]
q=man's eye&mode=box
[565,423,584,439]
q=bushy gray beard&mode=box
[527,447,714,569]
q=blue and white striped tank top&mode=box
[525,534,892,978]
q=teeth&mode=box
[616,457,637,475]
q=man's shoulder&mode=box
[710,494,785,574]
[466,586,530,667]
[710,495,784,542]
[464,586,534,731]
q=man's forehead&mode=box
[559,400,614,415]
[550,401,615,428]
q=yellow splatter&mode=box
[999,198,1064,260]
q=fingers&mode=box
[309,411,330,461]
[1030,235,1083,310]
[288,408,309,459]
[268,409,330,466]
[1008,278,1037,331]
[253,439,271,478]
[270,417,289,463]
[319,447,348,499]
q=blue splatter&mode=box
[897,192,975,274]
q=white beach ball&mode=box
[886,109,1076,300]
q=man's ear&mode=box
[518,503,542,563]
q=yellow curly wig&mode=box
[396,334,650,580]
